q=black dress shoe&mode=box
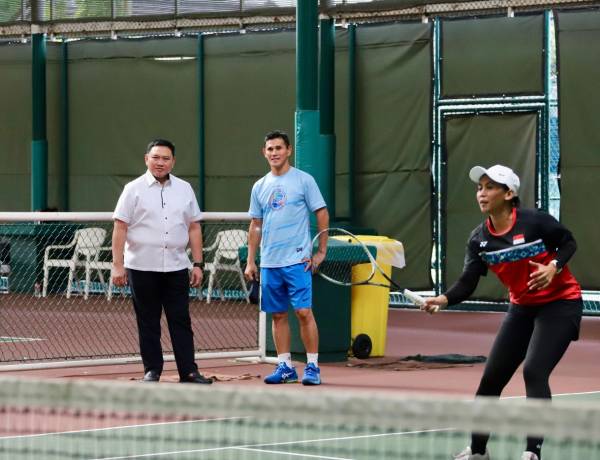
[142,370,161,382]
[180,371,213,384]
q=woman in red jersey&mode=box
[422,164,583,460]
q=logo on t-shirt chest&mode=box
[513,234,525,245]
[269,186,287,210]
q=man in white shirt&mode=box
[112,139,212,384]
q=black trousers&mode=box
[471,298,583,456]
[128,269,198,379]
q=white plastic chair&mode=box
[203,230,249,303]
[42,227,108,300]
[87,247,114,301]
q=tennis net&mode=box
[0,376,599,460]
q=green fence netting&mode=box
[443,113,537,301]
[352,22,433,290]
[441,14,544,97]
[555,9,600,291]
[204,31,296,212]
[0,43,32,211]
[67,37,198,211]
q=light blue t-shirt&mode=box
[249,167,326,268]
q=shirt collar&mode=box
[145,169,172,187]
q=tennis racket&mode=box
[312,227,430,309]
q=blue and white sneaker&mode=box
[301,363,321,386]
[264,362,298,384]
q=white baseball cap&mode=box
[469,164,520,196]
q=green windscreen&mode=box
[334,28,351,220]
[555,10,600,290]
[68,38,198,211]
[204,31,295,212]
[441,14,544,97]
[0,43,31,211]
[444,113,537,302]
[46,42,64,211]
[354,22,432,290]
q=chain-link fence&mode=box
[0,212,263,367]
[1,0,598,37]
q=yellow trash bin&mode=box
[349,235,399,358]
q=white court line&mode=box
[554,390,600,397]
[8,390,600,459]
[501,390,600,400]
[0,416,248,441]
[233,447,352,460]
[89,428,452,460]
[0,336,43,342]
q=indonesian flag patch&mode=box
[513,234,525,245]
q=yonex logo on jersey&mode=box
[269,187,287,210]
[480,241,488,248]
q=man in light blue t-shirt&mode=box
[245,130,329,386]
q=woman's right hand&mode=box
[420,295,448,314]
[111,264,127,287]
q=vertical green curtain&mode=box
[555,10,600,290]
[46,42,64,210]
[441,14,544,97]
[443,113,537,301]
[353,22,433,290]
[333,28,350,220]
[67,38,198,211]
[0,43,31,211]
[203,31,296,211]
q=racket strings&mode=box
[313,229,375,285]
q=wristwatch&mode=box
[550,259,562,274]
[193,261,205,269]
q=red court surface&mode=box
[2,308,598,399]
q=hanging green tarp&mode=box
[203,31,296,212]
[555,10,600,290]
[444,113,537,301]
[442,14,544,97]
[67,37,198,211]
[333,28,351,220]
[46,42,65,210]
[0,44,32,211]
[354,22,433,290]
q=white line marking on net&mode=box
[233,447,352,460]
[87,427,453,459]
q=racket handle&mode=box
[402,289,425,307]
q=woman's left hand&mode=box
[527,261,558,290]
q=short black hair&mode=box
[500,184,521,208]
[264,130,290,148]
[146,138,175,156]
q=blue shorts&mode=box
[260,263,312,313]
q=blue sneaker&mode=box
[301,363,321,385]
[264,362,298,384]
